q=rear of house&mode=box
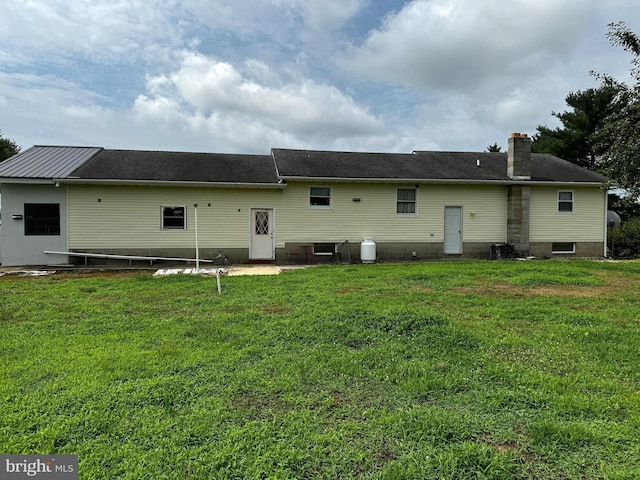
[0,134,607,267]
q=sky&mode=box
[1,0,639,155]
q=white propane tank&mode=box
[360,238,376,263]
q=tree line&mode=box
[0,130,19,162]
[530,22,640,206]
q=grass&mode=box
[1,260,640,479]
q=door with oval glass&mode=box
[250,208,274,260]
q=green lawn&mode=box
[1,260,640,479]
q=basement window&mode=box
[552,242,576,254]
[161,206,186,230]
[24,203,60,235]
[310,187,331,208]
[313,243,336,255]
[558,191,574,213]
[397,188,417,215]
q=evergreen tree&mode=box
[531,86,620,169]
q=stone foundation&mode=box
[69,241,605,267]
[281,241,500,264]
[529,242,604,258]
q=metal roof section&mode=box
[0,146,102,179]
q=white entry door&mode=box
[444,206,463,254]
[250,208,275,260]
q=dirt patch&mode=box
[376,441,398,464]
[409,286,435,293]
[260,304,294,314]
[494,442,535,462]
[231,392,285,419]
[477,433,535,462]
[450,280,614,298]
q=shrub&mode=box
[609,216,640,258]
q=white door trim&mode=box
[249,207,275,260]
[444,206,463,254]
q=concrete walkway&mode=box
[153,265,309,277]
[0,264,309,278]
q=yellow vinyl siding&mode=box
[431,185,507,242]
[68,185,282,249]
[530,186,605,242]
[67,183,606,252]
[276,183,507,243]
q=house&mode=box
[0,133,607,267]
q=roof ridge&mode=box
[33,145,102,149]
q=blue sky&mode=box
[1,0,639,155]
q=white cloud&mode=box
[133,52,383,151]
[3,0,639,157]
[271,0,363,31]
[0,71,124,147]
[0,0,181,65]
[344,0,593,95]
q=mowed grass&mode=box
[1,260,640,479]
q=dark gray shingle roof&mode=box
[526,153,607,182]
[69,149,277,184]
[272,148,606,183]
[1,145,606,186]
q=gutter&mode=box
[54,178,286,189]
[2,176,605,188]
[277,176,605,187]
[0,178,62,185]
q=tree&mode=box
[0,130,20,162]
[531,86,620,169]
[485,143,502,153]
[595,22,640,200]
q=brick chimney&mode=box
[507,132,531,179]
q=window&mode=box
[397,188,417,215]
[558,191,574,213]
[24,203,60,235]
[552,242,576,254]
[162,206,186,230]
[313,243,335,255]
[310,187,331,208]
[254,210,269,235]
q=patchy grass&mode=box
[1,260,640,479]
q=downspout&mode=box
[604,190,609,257]
[194,203,200,273]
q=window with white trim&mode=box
[161,206,186,230]
[397,188,417,215]
[558,191,574,213]
[310,187,331,208]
